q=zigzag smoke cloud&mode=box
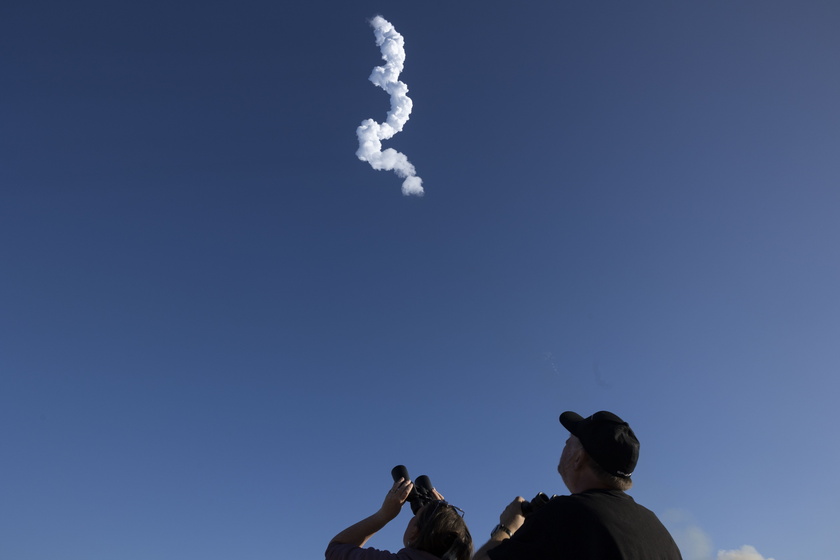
[356,16,424,196]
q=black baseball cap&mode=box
[559,410,639,479]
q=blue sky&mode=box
[2,2,838,559]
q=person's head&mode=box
[558,410,639,492]
[403,500,473,560]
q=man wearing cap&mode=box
[473,410,682,560]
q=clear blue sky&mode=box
[2,2,838,559]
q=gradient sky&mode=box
[2,2,839,560]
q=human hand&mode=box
[379,478,413,521]
[499,496,526,534]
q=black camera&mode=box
[391,465,436,515]
[520,492,556,517]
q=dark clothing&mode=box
[326,542,439,560]
[488,490,682,560]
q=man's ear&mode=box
[572,447,587,470]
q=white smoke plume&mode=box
[356,16,424,196]
[662,510,774,560]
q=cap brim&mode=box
[559,411,584,434]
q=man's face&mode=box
[558,435,582,488]
[403,502,432,548]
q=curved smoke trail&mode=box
[356,16,424,197]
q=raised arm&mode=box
[329,478,414,548]
[472,497,525,560]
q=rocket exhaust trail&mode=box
[356,16,424,196]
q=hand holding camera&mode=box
[520,492,556,516]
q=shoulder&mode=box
[576,490,667,521]
[541,491,616,518]
[399,548,440,560]
[570,491,683,556]
[325,543,414,560]
[564,490,663,521]
[566,489,636,509]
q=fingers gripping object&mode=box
[391,465,436,515]
[520,492,557,517]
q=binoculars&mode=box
[391,465,553,518]
[391,465,437,515]
[521,492,556,516]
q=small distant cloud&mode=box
[717,545,775,560]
